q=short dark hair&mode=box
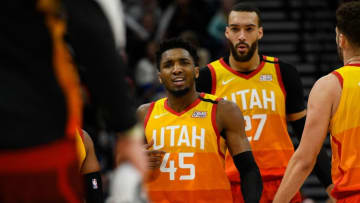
[336,1,360,47]
[228,3,262,27]
[156,38,199,71]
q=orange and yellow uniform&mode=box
[208,56,300,202]
[330,64,360,202]
[144,93,232,203]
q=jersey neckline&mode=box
[219,56,266,80]
[164,92,205,116]
[345,63,360,67]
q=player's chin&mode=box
[169,87,190,97]
[237,50,248,56]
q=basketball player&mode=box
[274,1,360,202]
[195,3,332,202]
[138,38,262,202]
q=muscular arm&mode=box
[81,130,101,174]
[281,61,332,188]
[217,100,262,203]
[290,116,333,189]
[80,130,104,203]
[216,100,250,155]
[274,74,340,202]
[136,103,151,126]
[137,103,165,169]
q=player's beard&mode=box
[168,87,190,97]
[229,39,258,62]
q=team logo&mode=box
[260,74,273,81]
[154,113,168,119]
[192,111,207,118]
[222,78,235,85]
[92,178,98,189]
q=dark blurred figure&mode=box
[207,0,235,60]
[134,40,165,103]
[157,0,212,44]
[180,30,211,68]
[127,0,162,22]
[126,10,159,77]
[0,0,146,202]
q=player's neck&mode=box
[344,49,360,65]
[166,90,199,113]
[229,53,260,72]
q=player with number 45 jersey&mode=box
[137,38,262,203]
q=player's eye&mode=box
[246,27,254,31]
[180,59,190,65]
[231,27,239,32]
[162,62,172,68]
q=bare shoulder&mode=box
[316,73,340,85]
[81,129,94,150]
[311,73,341,97]
[216,99,244,129]
[136,103,152,122]
[309,73,342,114]
[217,99,243,116]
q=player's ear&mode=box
[258,26,263,40]
[340,33,350,49]
[336,27,346,49]
[194,66,199,79]
[225,26,230,39]
[158,72,163,84]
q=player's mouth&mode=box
[172,77,185,86]
[237,43,249,52]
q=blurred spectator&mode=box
[156,0,212,43]
[127,0,162,22]
[207,0,235,59]
[134,41,165,103]
[180,31,211,68]
[125,10,159,79]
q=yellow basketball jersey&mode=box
[208,56,294,181]
[330,64,360,199]
[75,128,86,169]
[144,93,232,203]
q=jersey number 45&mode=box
[160,153,195,181]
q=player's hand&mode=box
[144,140,166,169]
[325,184,336,203]
[114,125,148,177]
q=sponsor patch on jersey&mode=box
[260,74,273,81]
[191,111,207,118]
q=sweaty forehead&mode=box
[228,11,259,27]
[161,48,193,62]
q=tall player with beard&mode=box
[138,39,262,203]
[196,3,333,202]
